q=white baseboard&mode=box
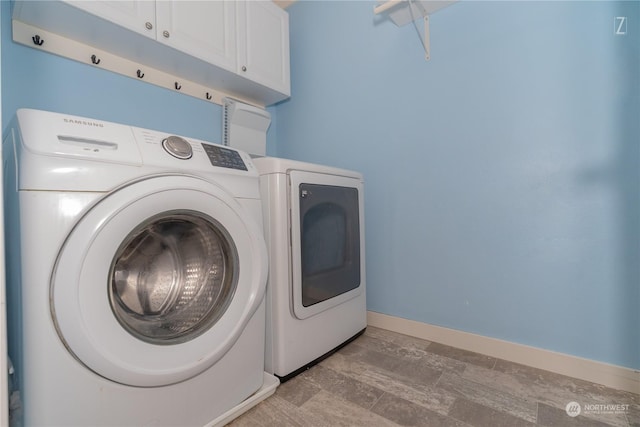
[367,311,640,395]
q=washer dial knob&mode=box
[162,136,193,159]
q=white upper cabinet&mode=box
[13,0,289,105]
[237,1,290,96]
[68,1,237,73]
[156,1,237,73]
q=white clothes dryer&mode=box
[3,109,271,426]
[253,157,367,380]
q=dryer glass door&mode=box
[289,170,364,320]
[299,184,360,307]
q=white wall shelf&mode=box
[13,20,248,107]
[374,0,456,60]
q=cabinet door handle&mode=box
[163,30,170,38]
[145,22,153,30]
[241,66,247,72]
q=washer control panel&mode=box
[129,126,255,174]
[201,143,248,171]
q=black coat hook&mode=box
[32,35,44,46]
[206,92,212,100]
[91,54,101,65]
[174,82,182,91]
[136,69,144,79]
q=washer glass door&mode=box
[110,212,237,345]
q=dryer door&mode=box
[51,176,267,387]
[289,170,365,320]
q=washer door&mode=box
[51,175,267,387]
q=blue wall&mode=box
[2,0,638,370]
[277,1,639,369]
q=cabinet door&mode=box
[155,1,237,73]
[237,1,290,96]
[65,1,156,38]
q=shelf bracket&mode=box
[424,15,430,61]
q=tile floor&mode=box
[229,327,639,427]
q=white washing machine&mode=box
[253,157,367,380]
[3,109,273,426]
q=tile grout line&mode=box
[433,369,445,388]
[368,390,386,411]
